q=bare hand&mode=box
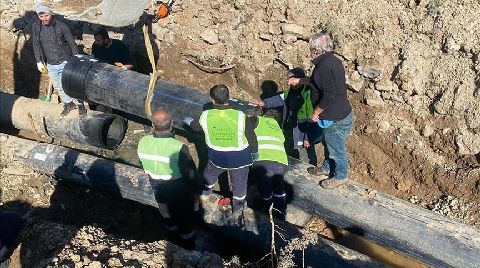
[251,99,265,107]
[287,78,300,86]
[303,139,311,148]
[310,107,323,122]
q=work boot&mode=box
[60,102,76,117]
[77,103,87,117]
[307,166,330,179]
[320,178,349,189]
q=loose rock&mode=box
[200,29,219,45]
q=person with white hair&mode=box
[31,4,86,117]
[288,33,354,189]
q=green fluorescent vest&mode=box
[254,116,288,165]
[199,108,248,152]
[284,85,314,120]
[137,135,183,180]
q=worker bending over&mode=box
[137,108,197,249]
[252,68,321,166]
[184,84,258,219]
[32,4,86,117]
[251,109,288,219]
[92,29,134,70]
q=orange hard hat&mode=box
[156,3,169,18]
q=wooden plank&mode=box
[286,157,480,268]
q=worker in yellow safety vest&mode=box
[183,84,258,220]
[251,109,288,219]
[137,108,197,249]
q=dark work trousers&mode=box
[252,161,287,218]
[203,161,249,212]
[150,178,196,247]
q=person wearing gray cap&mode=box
[251,68,322,166]
[32,4,86,117]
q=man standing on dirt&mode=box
[183,84,258,221]
[137,108,197,249]
[288,33,353,189]
[92,29,134,70]
[32,4,86,117]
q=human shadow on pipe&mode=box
[11,11,42,99]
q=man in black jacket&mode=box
[32,5,86,117]
[288,33,354,189]
[92,29,134,70]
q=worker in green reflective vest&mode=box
[183,84,258,219]
[251,109,288,219]
[137,108,198,249]
[251,68,323,167]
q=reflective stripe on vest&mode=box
[284,86,314,121]
[137,135,183,180]
[254,116,288,165]
[199,109,249,152]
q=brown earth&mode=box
[1,0,480,265]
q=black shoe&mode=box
[77,104,87,117]
[60,102,76,117]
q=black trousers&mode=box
[150,178,195,239]
[251,161,287,214]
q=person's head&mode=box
[263,108,282,122]
[308,33,334,58]
[209,84,230,105]
[287,67,306,89]
[36,5,53,26]
[94,29,110,47]
[151,108,173,132]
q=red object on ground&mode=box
[217,197,231,206]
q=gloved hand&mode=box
[36,62,48,73]
[251,152,259,161]
[183,116,194,126]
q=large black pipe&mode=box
[0,92,127,149]
[62,56,261,125]
[61,56,480,268]
[2,134,384,268]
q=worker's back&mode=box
[199,107,253,169]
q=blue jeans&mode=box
[47,61,77,104]
[321,112,353,180]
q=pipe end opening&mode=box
[101,117,127,149]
